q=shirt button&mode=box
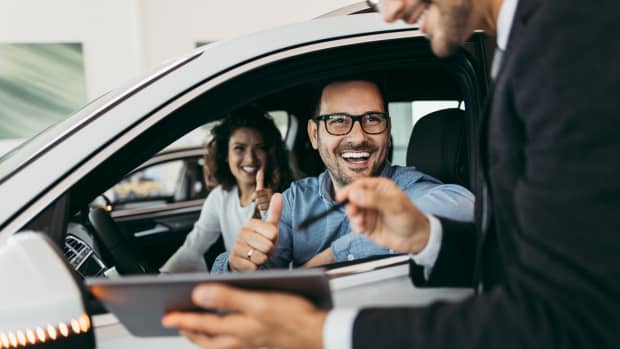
[347,254,355,261]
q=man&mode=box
[163,0,620,348]
[211,79,474,272]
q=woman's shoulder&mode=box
[204,185,234,203]
[202,185,242,215]
[207,185,225,197]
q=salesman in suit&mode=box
[162,0,620,348]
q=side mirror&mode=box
[0,232,95,348]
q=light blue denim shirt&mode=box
[211,163,474,272]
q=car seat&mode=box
[406,108,470,188]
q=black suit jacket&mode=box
[353,0,620,347]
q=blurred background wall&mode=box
[0,0,358,153]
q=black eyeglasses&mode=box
[313,112,390,136]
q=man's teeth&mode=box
[341,152,370,159]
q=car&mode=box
[0,3,492,348]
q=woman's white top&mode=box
[160,185,256,273]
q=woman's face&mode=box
[227,127,266,188]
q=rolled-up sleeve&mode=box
[210,251,231,273]
[330,233,390,262]
[407,182,475,222]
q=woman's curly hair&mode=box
[209,107,294,193]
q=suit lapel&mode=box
[473,0,541,290]
[512,0,541,31]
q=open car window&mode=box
[16,29,488,290]
[389,100,465,166]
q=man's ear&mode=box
[307,120,319,150]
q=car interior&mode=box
[21,34,490,293]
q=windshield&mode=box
[0,89,116,172]
[0,51,202,182]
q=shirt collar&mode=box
[496,0,519,50]
[319,162,392,204]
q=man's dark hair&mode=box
[210,107,294,192]
[312,76,389,117]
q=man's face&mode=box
[419,0,478,57]
[308,81,390,190]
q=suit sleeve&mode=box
[353,2,620,348]
[410,218,476,287]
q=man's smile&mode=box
[341,151,371,163]
[338,150,374,172]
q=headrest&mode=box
[406,108,469,188]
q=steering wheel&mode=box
[88,208,156,274]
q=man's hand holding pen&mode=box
[336,177,431,254]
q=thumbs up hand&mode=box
[252,167,273,216]
[229,194,283,272]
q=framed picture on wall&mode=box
[0,43,87,155]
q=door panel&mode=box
[112,200,203,268]
[102,152,208,269]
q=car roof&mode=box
[315,2,375,18]
[0,13,420,241]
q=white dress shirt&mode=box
[323,2,520,348]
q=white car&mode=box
[0,5,490,348]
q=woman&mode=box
[160,108,294,272]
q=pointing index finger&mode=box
[256,167,264,191]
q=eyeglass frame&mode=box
[312,112,391,136]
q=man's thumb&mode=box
[266,193,283,225]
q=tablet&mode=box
[86,269,332,337]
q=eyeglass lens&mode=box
[325,113,388,135]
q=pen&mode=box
[297,199,350,230]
